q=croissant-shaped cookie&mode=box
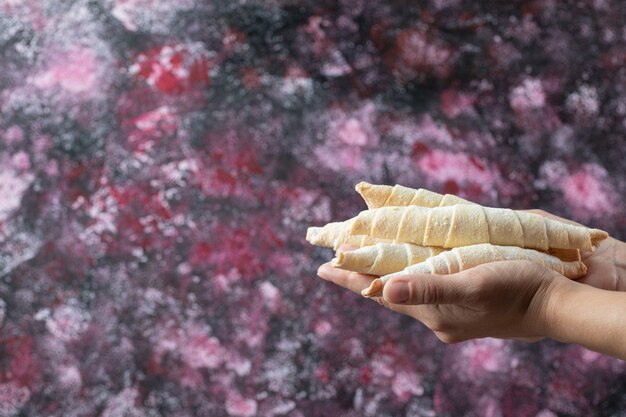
[332,243,446,276]
[306,220,393,250]
[356,182,583,261]
[349,205,608,251]
[356,181,473,209]
[362,243,588,297]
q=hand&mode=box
[317,259,568,343]
[317,209,626,347]
[524,210,626,292]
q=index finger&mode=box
[336,243,359,252]
[521,209,584,227]
[317,262,376,295]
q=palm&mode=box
[526,210,626,292]
[578,237,626,291]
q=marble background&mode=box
[1,1,625,416]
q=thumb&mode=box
[383,274,467,305]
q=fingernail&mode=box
[386,281,410,303]
[317,264,331,280]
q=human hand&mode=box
[316,210,626,356]
[524,210,626,292]
[317,258,568,343]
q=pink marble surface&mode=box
[0,1,625,416]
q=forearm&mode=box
[547,280,626,360]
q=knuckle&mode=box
[465,274,485,296]
[346,271,365,292]
[462,273,490,304]
[347,271,361,282]
[419,280,443,305]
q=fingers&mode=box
[521,209,584,227]
[336,243,358,252]
[382,273,468,305]
[317,262,375,295]
[316,262,418,316]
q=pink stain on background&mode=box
[0,383,31,417]
[510,79,546,113]
[110,0,194,32]
[0,168,34,222]
[225,392,258,417]
[561,167,617,220]
[458,339,511,379]
[32,49,100,94]
[1,2,625,416]
[540,161,618,221]
[416,149,500,197]
[389,28,454,81]
[131,44,212,94]
[440,89,477,118]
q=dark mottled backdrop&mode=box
[1,1,626,416]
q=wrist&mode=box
[614,239,626,291]
[541,277,585,343]
[539,279,578,342]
